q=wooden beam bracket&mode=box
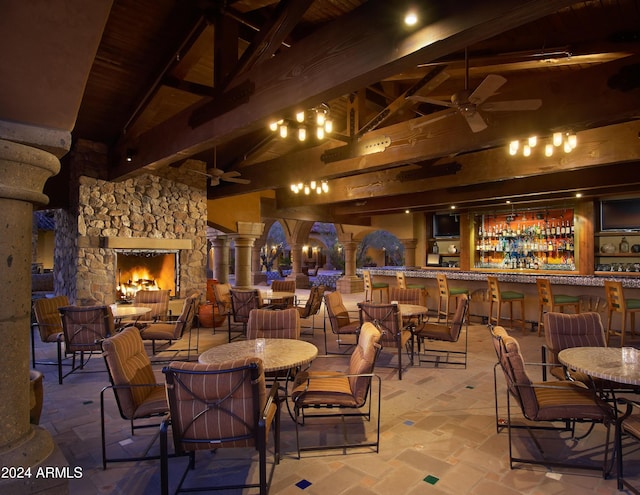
[321,135,391,164]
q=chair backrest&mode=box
[436,273,449,297]
[604,280,626,313]
[213,283,232,314]
[487,276,500,302]
[362,270,373,295]
[348,322,382,404]
[358,302,402,345]
[101,327,160,419]
[247,308,300,339]
[544,312,606,363]
[536,278,553,307]
[33,295,69,341]
[490,326,538,420]
[164,358,266,453]
[271,279,296,293]
[133,289,170,320]
[388,287,421,305]
[447,294,468,342]
[59,305,114,352]
[299,285,325,318]
[396,272,407,289]
[172,294,198,339]
[324,291,353,331]
[230,289,261,323]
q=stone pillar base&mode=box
[0,426,69,494]
[336,276,364,294]
[288,273,309,289]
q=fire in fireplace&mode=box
[115,250,179,300]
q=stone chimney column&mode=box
[212,236,230,284]
[0,138,67,494]
[233,236,256,288]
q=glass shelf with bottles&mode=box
[474,208,576,271]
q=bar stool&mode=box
[396,272,427,306]
[363,270,389,303]
[436,273,468,324]
[487,275,526,333]
[536,278,581,336]
[604,280,640,347]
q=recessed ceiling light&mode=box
[576,192,582,198]
[450,205,456,210]
[404,10,418,26]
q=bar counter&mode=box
[359,267,640,329]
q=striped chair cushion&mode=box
[33,295,68,342]
[247,308,300,340]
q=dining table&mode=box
[558,347,640,387]
[109,304,151,328]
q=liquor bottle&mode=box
[561,221,566,235]
[545,222,550,237]
[570,219,574,234]
[556,221,561,236]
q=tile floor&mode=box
[30,290,640,494]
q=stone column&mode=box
[288,242,309,289]
[251,243,266,286]
[233,236,255,288]
[401,238,418,267]
[0,139,67,494]
[336,240,363,294]
[212,236,230,284]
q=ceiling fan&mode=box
[191,148,250,186]
[408,49,542,133]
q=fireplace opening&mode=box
[115,250,179,300]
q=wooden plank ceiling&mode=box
[67,0,640,223]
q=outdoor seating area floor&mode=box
[30,289,640,494]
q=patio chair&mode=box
[247,307,300,340]
[323,290,361,354]
[436,273,469,324]
[536,278,580,336]
[291,322,382,458]
[58,305,114,384]
[230,289,263,341]
[294,284,325,335]
[100,327,169,469]
[615,398,640,493]
[132,289,171,322]
[487,276,525,333]
[358,301,414,380]
[362,270,388,303]
[491,326,613,476]
[31,295,69,369]
[138,293,199,359]
[212,282,233,335]
[269,279,296,309]
[604,280,640,346]
[160,358,280,495]
[415,293,468,368]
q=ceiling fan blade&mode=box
[207,167,224,176]
[468,74,507,105]
[221,170,241,179]
[481,99,542,111]
[223,177,250,184]
[464,111,488,133]
[408,95,457,108]
[209,177,220,186]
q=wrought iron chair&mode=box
[246,307,300,340]
[291,322,382,457]
[269,279,296,309]
[323,290,360,354]
[491,325,613,476]
[616,398,640,493]
[358,301,414,380]
[229,289,263,341]
[415,294,468,368]
[294,284,325,335]
[132,289,171,323]
[160,358,280,495]
[31,295,69,369]
[100,327,169,468]
[138,293,199,359]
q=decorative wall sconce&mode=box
[508,132,577,157]
[290,180,329,195]
[269,103,333,142]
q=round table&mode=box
[110,305,151,319]
[558,347,640,387]
[199,338,318,373]
[397,303,429,318]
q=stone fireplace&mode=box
[115,250,179,299]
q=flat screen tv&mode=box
[433,213,460,238]
[600,198,640,231]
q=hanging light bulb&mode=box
[304,185,310,195]
[310,180,316,190]
[290,184,298,193]
[295,111,305,123]
[528,136,538,147]
[567,133,577,149]
[321,181,329,192]
[297,126,306,141]
[269,121,278,132]
[316,185,322,194]
[279,123,288,138]
[553,132,563,147]
[509,140,519,155]
[316,110,326,126]
[544,144,554,157]
[316,126,325,140]
[324,119,333,134]
[563,140,573,153]
[523,144,531,157]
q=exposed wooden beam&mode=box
[111,0,577,178]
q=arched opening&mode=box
[357,230,404,267]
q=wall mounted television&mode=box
[433,213,460,238]
[600,198,640,231]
